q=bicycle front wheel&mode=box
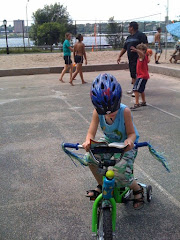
[97,207,113,240]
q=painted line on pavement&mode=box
[125,94,180,120]
[135,164,180,208]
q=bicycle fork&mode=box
[92,193,117,236]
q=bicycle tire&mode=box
[97,207,113,240]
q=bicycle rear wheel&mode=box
[97,207,113,240]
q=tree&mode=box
[37,22,66,46]
[30,2,74,45]
[106,17,124,49]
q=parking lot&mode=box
[0,69,180,240]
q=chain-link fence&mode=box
[0,18,176,53]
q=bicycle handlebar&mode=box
[63,142,149,150]
[134,142,149,149]
[63,143,81,150]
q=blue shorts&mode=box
[63,56,72,65]
[133,78,147,93]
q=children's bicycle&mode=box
[62,140,170,240]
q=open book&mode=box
[90,139,128,149]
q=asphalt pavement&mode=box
[0,69,180,240]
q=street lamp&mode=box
[3,19,9,54]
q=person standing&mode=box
[70,34,87,85]
[117,21,148,96]
[154,27,162,64]
[169,40,180,63]
[59,33,73,84]
[130,43,151,110]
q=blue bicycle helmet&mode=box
[90,73,122,115]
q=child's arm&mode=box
[147,55,151,63]
[124,108,136,151]
[73,44,76,60]
[69,46,73,52]
[131,46,145,60]
[82,109,99,151]
[83,44,87,65]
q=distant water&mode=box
[0,38,34,48]
[0,36,108,48]
[0,35,175,48]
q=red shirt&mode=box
[136,54,149,80]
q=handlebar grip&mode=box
[135,142,149,149]
[63,143,80,150]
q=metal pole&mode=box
[4,24,9,54]
[22,21,25,52]
[99,23,101,51]
[26,0,30,46]
[165,0,169,59]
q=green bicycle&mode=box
[62,141,167,239]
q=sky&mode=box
[0,0,180,26]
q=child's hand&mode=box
[130,46,137,52]
[82,140,91,152]
[124,139,134,151]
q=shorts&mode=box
[155,43,162,54]
[133,78,147,93]
[63,55,72,65]
[129,61,137,79]
[75,55,83,64]
[85,140,138,188]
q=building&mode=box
[14,20,24,33]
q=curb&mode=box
[0,63,129,77]
[149,64,180,78]
[0,63,179,79]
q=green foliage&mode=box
[37,22,66,45]
[29,2,74,46]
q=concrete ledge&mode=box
[0,63,179,79]
[149,64,180,78]
[0,63,129,77]
[0,67,50,77]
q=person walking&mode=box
[117,21,148,97]
[154,27,162,64]
[59,33,73,84]
[70,34,87,85]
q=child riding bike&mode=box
[82,73,144,210]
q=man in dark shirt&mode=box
[117,21,148,95]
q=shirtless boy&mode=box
[70,34,87,85]
[154,27,162,64]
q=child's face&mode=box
[67,34,71,40]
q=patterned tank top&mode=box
[98,103,139,143]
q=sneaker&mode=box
[131,92,135,97]
[127,90,133,94]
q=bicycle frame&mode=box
[92,176,131,235]
[92,194,116,234]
